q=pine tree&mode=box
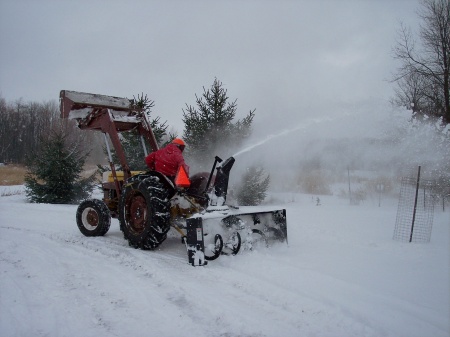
[182,78,255,170]
[25,131,96,204]
[236,166,270,206]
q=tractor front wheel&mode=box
[76,199,111,237]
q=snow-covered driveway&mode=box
[1,189,449,337]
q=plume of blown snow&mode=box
[228,99,449,193]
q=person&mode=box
[144,138,189,181]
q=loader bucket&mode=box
[60,90,133,119]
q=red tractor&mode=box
[60,90,287,266]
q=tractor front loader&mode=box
[60,90,287,266]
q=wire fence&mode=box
[393,174,436,243]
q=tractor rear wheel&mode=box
[119,175,171,250]
[76,199,111,236]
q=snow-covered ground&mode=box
[0,186,449,337]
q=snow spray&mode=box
[232,116,335,158]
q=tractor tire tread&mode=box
[119,174,171,250]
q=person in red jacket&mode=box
[145,138,189,181]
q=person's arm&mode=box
[176,152,189,176]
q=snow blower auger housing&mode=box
[60,90,287,266]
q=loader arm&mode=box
[59,90,160,182]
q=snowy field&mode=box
[0,186,449,337]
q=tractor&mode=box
[60,90,287,266]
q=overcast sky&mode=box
[0,0,420,133]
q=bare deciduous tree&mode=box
[392,0,450,124]
[0,96,102,165]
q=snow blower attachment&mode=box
[60,90,287,266]
[185,156,287,265]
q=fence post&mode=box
[409,166,421,242]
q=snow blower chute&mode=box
[59,90,287,266]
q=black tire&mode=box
[223,231,241,255]
[76,199,111,237]
[119,175,171,250]
[205,234,224,261]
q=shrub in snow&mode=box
[25,131,96,204]
[297,170,332,195]
[236,166,270,206]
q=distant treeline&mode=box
[0,96,100,164]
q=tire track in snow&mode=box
[1,224,195,335]
[23,224,299,336]
[2,223,257,336]
[4,224,374,336]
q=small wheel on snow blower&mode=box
[205,234,223,261]
[247,229,269,250]
[223,231,241,255]
[76,199,111,237]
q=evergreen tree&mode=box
[236,166,270,206]
[25,131,96,204]
[182,78,255,170]
[129,93,169,146]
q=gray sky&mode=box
[0,0,420,133]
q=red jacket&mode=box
[145,143,189,177]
